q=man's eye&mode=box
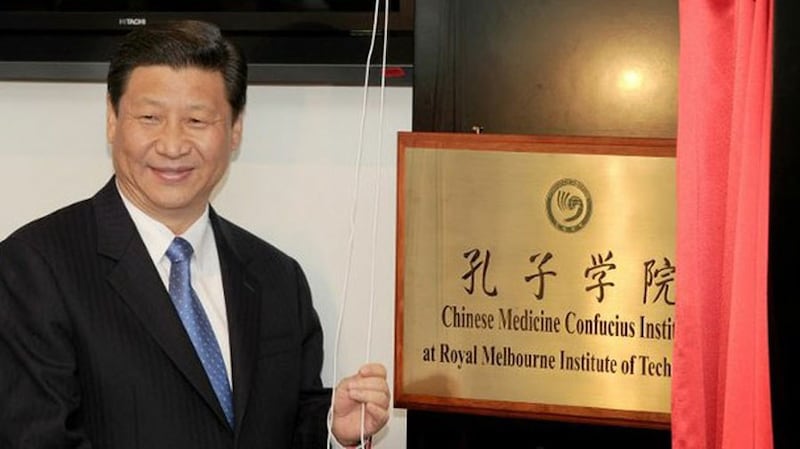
[138,115,160,124]
[187,118,209,128]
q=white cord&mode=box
[327,0,389,447]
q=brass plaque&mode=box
[395,132,675,428]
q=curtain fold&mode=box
[672,1,773,448]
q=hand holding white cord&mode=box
[330,363,390,448]
[329,0,392,447]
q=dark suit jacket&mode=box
[0,178,332,449]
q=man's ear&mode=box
[231,112,244,152]
[106,95,117,144]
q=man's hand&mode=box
[331,363,390,447]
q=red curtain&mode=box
[672,1,773,448]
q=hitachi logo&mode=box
[118,17,147,26]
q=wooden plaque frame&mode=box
[394,131,676,429]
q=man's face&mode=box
[107,65,243,233]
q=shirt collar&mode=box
[117,184,212,271]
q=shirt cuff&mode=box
[337,437,372,449]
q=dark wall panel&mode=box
[409,1,678,448]
[413,0,678,138]
[770,1,799,448]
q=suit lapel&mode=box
[210,210,261,436]
[92,179,230,429]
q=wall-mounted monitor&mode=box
[0,0,414,86]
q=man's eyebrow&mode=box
[127,97,165,108]
[186,105,213,114]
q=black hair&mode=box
[107,20,247,119]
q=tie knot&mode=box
[166,237,194,264]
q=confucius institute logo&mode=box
[545,178,592,233]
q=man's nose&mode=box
[156,121,192,157]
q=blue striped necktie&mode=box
[166,237,234,428]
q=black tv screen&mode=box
[0,0,414,85]
[0,1,413,32]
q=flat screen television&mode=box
[0,0,414,85]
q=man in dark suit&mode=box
[0,20,389,448]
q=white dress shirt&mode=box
[119,192,232,387]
